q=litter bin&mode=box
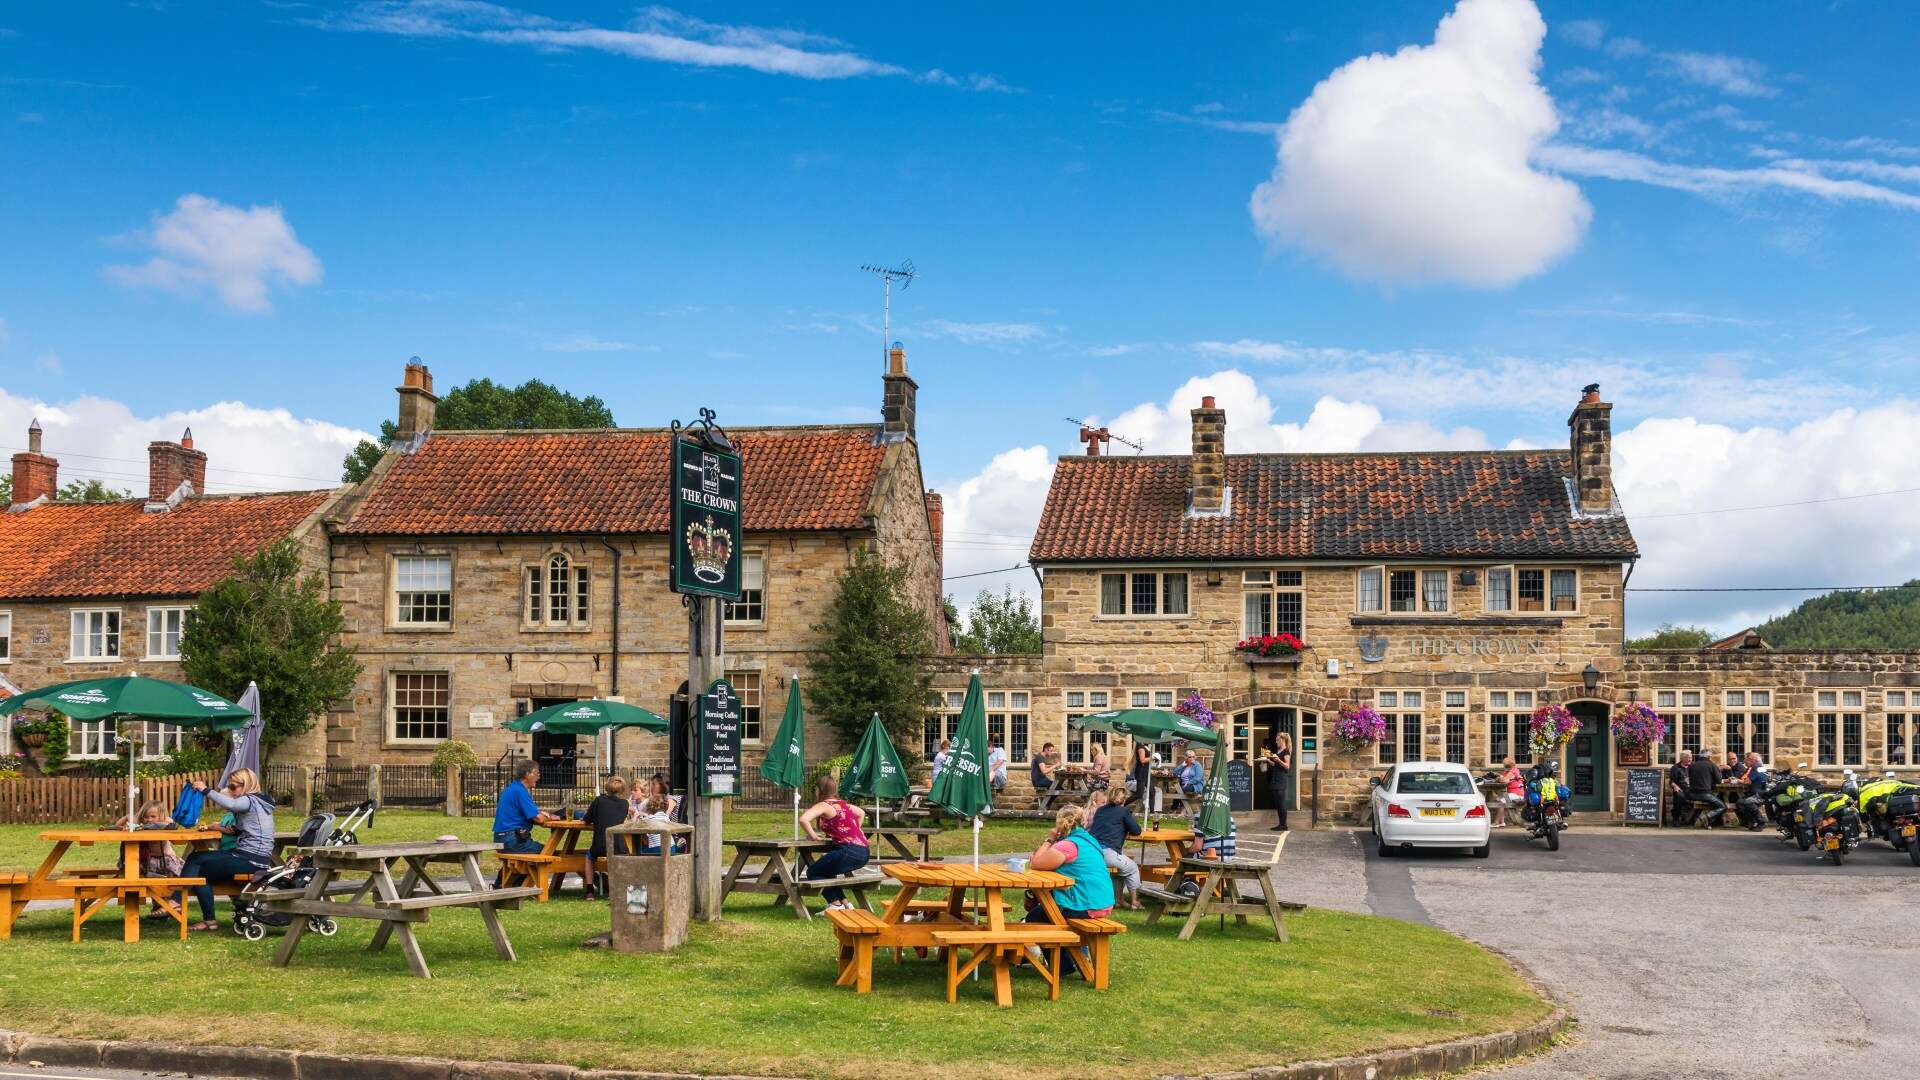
[605,820,693,953]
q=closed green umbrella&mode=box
[1195,742,1235,841]
[842,713,910,825]
[0,675,253,827]
[1069,708,1220,746]
[758,676,808,837]
[929,672,993,864]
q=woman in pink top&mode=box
[800,774,870,910]
[1495,756,1525,827]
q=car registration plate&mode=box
[1902,825,1916,838]
[1419,807,1456,818]
[1824,836,1840,850]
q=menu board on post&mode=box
[1624,767,1664,826]
[698,678,743,797]
[1226,759,1254,812]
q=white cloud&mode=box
[937,444,1055,600]
[916,319,1047,346]
[1250,0,1590,287]
[104,194,322,313]
[1615,402,1920,633]
[1093,370,1491,454]
[1191,102,1226,114]
[0,387,370,495]
[1603,36,1648,59]
[1659,51,1774,97]
[1558,19,1606,50]
[540,333,656,353]
[920,69,1020,94]
[1537,145,1920,211]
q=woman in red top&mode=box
[800,774,870,910]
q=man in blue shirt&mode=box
[493,759,555,855]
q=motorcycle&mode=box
[1887,789,1920,868]
[1522,759,1571,851]
[1762,770,1822,849]
[1806,776,1862,866]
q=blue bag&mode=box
[172,785,206,827]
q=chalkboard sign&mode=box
[1624,767,1664,826]
[1227,759,1254,812]
[698,678,743,797]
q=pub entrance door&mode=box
[1567,701,1610,813]
[529,697,578,789]
[1234,707,1309,811]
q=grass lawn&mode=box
[0,811,1551,1079]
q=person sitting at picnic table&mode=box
[582,775,629,900]
[1031,742,1058,791]
[1023,805,1115,922]
[800,774,870,911]
[1494,756,1525,828]
[932,739,953,784]
[1668,750,1694,824]
[113,799,185,920]
[1688,749,1727,827]
[988,738,1009,793]
[177,769,274,932]
[1087,786,1144,909]
[1722,750,1748,782]
[492,759,557,879]
[1176,750,1204,795]
[1088,747,1111,791]
[1735,752,1772,831]
[1193,811,1237,860]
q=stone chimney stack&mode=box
[395,358,438,441]
[147,427,208,507]
[881,341,917,441]
[1568,383,1614,514]
[924,491,943,567]
[1189,395,1226,514]
[9,419,58,506]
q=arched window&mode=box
[525,553,590,626]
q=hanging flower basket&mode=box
[1235,633,1307,664]
[18,732,46,748]
[1330,705,1388,754]
[1610,701,1666,752]
[1529,703,1580,755]
[1173,692,1216,731]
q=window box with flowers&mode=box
[1234,633,1308,665]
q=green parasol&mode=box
[841,713,910,825]
[0,675,253,827]
[1195,742,1235,840]
[1069,708,1220,746]
[758,675,808,836]
[504,699,669,736]
[928,671,993,863]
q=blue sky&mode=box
[3,1,1918,633]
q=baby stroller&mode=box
[233,799,378,942]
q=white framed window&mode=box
[523,553,590,628]
[392,555,453,628]
[388,671,451,743]
[1444,691,1467,764]
[141,722,187,758]
[1655,689,1705,763]
[69,608,121,661]
[985,690,1032,762]
[0,610,10,663]
[724,551,765,625]
[1422,571,1450,613]
[728,671,763,743]
[1816,689,1864,767]
[1487,690,1536,765]
[1242,570,1305,638]
[1723,689,1772,763]
[1098,572,1188,617]
[1356,568,1384,613]
[1063,690,1111,762]
[1485,566,1579,613]
[1888,691,1913,767]
[70,718,119,759]
[145,606,189,660]
[926,690,965,759]
[1374,690,1424,766]
[1356,567,1449,614]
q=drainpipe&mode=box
[600,537,622,770]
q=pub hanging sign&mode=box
[668,416,743,600]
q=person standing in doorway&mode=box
[1260,733,1293,831]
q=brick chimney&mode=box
[1568,383,1614,514]
[147,427,208,507]
[1078,426,1109,456]
[1189,395,1227,515]
[9,419,58,507]
[924,491,944,566]
[395,358,438,441]
[881,342,917,441]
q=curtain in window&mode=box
[1422,571,1448,612]
[1486,568,1511,611]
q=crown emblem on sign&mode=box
[686,513,732,583]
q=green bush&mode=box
[431,740,479,774]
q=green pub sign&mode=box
[669,433,743,599]
[698,678,744,797]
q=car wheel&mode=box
[1471,842,1490,859]
[1377,832,1396,857]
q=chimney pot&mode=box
[180,426,194,450]
[1201,395,1216,408]
[882,343,917,440]
[147,433,208,506]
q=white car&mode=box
[1370,760,1491,858]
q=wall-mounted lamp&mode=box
[1582,663,1601,692]
[1205,570,1223,587]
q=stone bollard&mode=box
[367,763,382,808]
[297,766,315,817]
[445,765,464,817]
[605,821,692,953]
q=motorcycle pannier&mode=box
[1888,793,1920,819]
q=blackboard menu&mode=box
[698,678,743,797]
[1227,759,1254,812]
[1624,767,1664,826]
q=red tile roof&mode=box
[0,491,333,601]
[336,427,890,536]
[1029,451,1637,563]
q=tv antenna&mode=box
[860,260,916,372]
[1065,416,1145,456]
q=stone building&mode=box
[318,354,946,782]
[974,385,1920,821]
[0,422,340,763]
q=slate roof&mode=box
[1029,451,1638,563]
[336,427,890,536]
[0,491,333,601]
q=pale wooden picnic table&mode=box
[720,836,879,919]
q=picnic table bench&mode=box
[1129,826,1196,886]
[1139,835,1300,942]
[1034,765,1101,811]
[263,841,537,979]
[496,819,593,900]
[720,837,882,920]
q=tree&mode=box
[1756,581,1920,649]
[951,587,1042,654]
[180,538,362,751]
[1626,624,1714,651]
[0,475,128,503]
[341,376,617,482]
[809,550,934,753]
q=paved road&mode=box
[1282,823,1920,1079]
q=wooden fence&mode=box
[0,769,221,825]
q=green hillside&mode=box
[1755,581,1920,650]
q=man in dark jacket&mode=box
[1668,751,1694,825]
[1688,750,1727,827]
[1735,752,1771,830]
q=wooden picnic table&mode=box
[1034,765,1096,811]
[1158,855,1292,942]
[262,841,537,979]
[2,828,219,942]
[494,818,593,899]
[1129,826,1195,885]
[856,862,1078,1006]
[867,825,942,863]
[721,837,879,919]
